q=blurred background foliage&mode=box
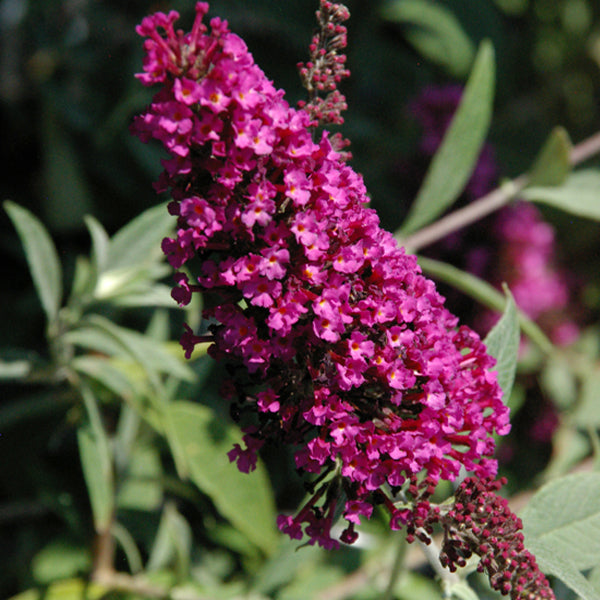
[2,0,600,599]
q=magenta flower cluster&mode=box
[131,2,510,549]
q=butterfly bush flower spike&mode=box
[131,4,554,598]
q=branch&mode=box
[399,129,600,252]
[92,570,221,600]
[92,570,169,599]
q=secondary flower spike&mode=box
[131,1,510,551]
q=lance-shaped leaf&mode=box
[168,401,279,555]
[106,202,172,271]
[525,540,600,600]
[77,385,114,533]
[85,215,110,277]
[66,314,195,387]
[522,169,600,221]
[382,0,475,77]
[484,286,520,403]
[527,126,572,187]
[5,201,63,323]
[399,40,495,235]
[521,472,600,600]
[147,502,192,574]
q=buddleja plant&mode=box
[5,2,600,600]
[129,1,598,598]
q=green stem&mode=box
[382,533,408,600]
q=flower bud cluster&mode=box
[132,2,509,549]
[297,1,350,126]
[439,477,555,600]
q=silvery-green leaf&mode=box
[399,41,495,235]
[484,287,519,403]
[523,169,600,221]
[5,201,63,323]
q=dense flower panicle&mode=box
[132,3,509,549]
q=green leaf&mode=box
[278,564,344,600]
[71,355,138,400]
[416,256,553,354]
[147,502,193,576]
[84,215,110,276]
[521,472,600,572]
[67,315,195,386]
[106,202,172,271]
[484,287,520,403]
[116,443,163,511]
[394,571,445,600]
[32,540,91,585]
[4,201,63,323]
[399,41,495,235]
[9,579,106,600]
[68,256,95,307]
[525,538,598,600]
[574,369,600,428]
[527,126,572,187]
[522,169,600,221]
[168,401,278,555]
[94,263,172,302]
[0,359,31,380]
[382,0,475,77]
[448,581,480,600]
[588,564,600,597]
[108,283,177,308]
[78,382,114,532]
[78,422,114,533]
[111,522,144,574]
[492,0,529,16]
[540,353,578,410]
[541,427,590,481]
[248,540,317,595]
[210,522,266,558]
